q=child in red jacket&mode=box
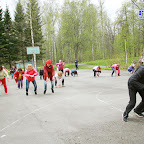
[14,68,24,89]
[44,59,55,94]
[25,64,38,96]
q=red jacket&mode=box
[44,64,55,81]
[14,70,25,83]
[25,69,38,81]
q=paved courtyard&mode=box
[0,69,144,144]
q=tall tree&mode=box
[3,7,18,67]
[14,0,26,69]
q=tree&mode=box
[14,0,26,69]
[0,7,6,64]
[3,7,18,67]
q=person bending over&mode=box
[123,65,144,122]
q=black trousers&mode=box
[124,82,144,116]
[75,65,78,70]
[55,79,64,86]
[93,70,101,77]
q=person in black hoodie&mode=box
[123,65,144,122]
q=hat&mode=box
[46,59,51,65]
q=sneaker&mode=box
[26,92,28,96]
[44,90,46,94]
[51,88,54,93]
[35,91,37,95]
[134,112,144,118]
[122,114,128,122]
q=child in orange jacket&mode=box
[14,68,24,89]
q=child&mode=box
[44,59,55,94]
[55,71,64,88]
[25,64,38,96]
[56,60,65,73]
[128,63,135,74]
[71,69,78,77]
[10,66,16,79]
[111,64,120,77]
[14,68,24,89]
[64,68,71,77]
[123,65,144,122]
[39,67,44,80]
[0,65,9,93]
[93,66,101,77]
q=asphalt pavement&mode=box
[0,69,143,144]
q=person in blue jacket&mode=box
[71,69,78,77]
[128,63,135,74]
[75,59,79,70]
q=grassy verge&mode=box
[86,57,140,69]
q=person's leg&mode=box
[18,80,20,89]
[111,68,115,76]
[75,65,77,70]
[62,79,64,86]
[26,80,30,95]
[51,81,54,93]
[21,79,23,88]
[55,77,57,86]
[11,73,13,79]
[93,70,96,77]
[2,78,7,93]
[32,80,37,94]
[71,72,73,76]
[123,88,137,117]
[134,90,144,114]
[44,80,47,94]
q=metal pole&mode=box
[30,4,37,70]
[125,38,127,64]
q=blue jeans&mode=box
[26,79,37,92]
[44,80,54,91]
[11,73,14,79]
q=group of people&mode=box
[0,59,79,95]
[1,57,144,123]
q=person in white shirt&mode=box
[55,71,64,88]
[93,66,101,78]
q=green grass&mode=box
[86,57,140,69]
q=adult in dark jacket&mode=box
[44,59,55,94]
[75,59,79,70]
[123,66,144,122]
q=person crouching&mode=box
[25,64,38,96]
[44,59,55,94]
[93,66,101,78]
[64,68,71,77]
[14,68,24,89]
[55,71,64,88]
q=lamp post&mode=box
[124,36,127,64]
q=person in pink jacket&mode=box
[56,60,65,73]
[25,64,38,96]
[111,64,120,77]
[64,68,71,77]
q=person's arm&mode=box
[13,71,17,79]
[44,66,48,78]
[52,66,55,79]
[114,66,117,74]
[132,67,135,73]
[117,67,120,74]
[25,70,30,77]
[3,69,9,79]
[33,69,38,76]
